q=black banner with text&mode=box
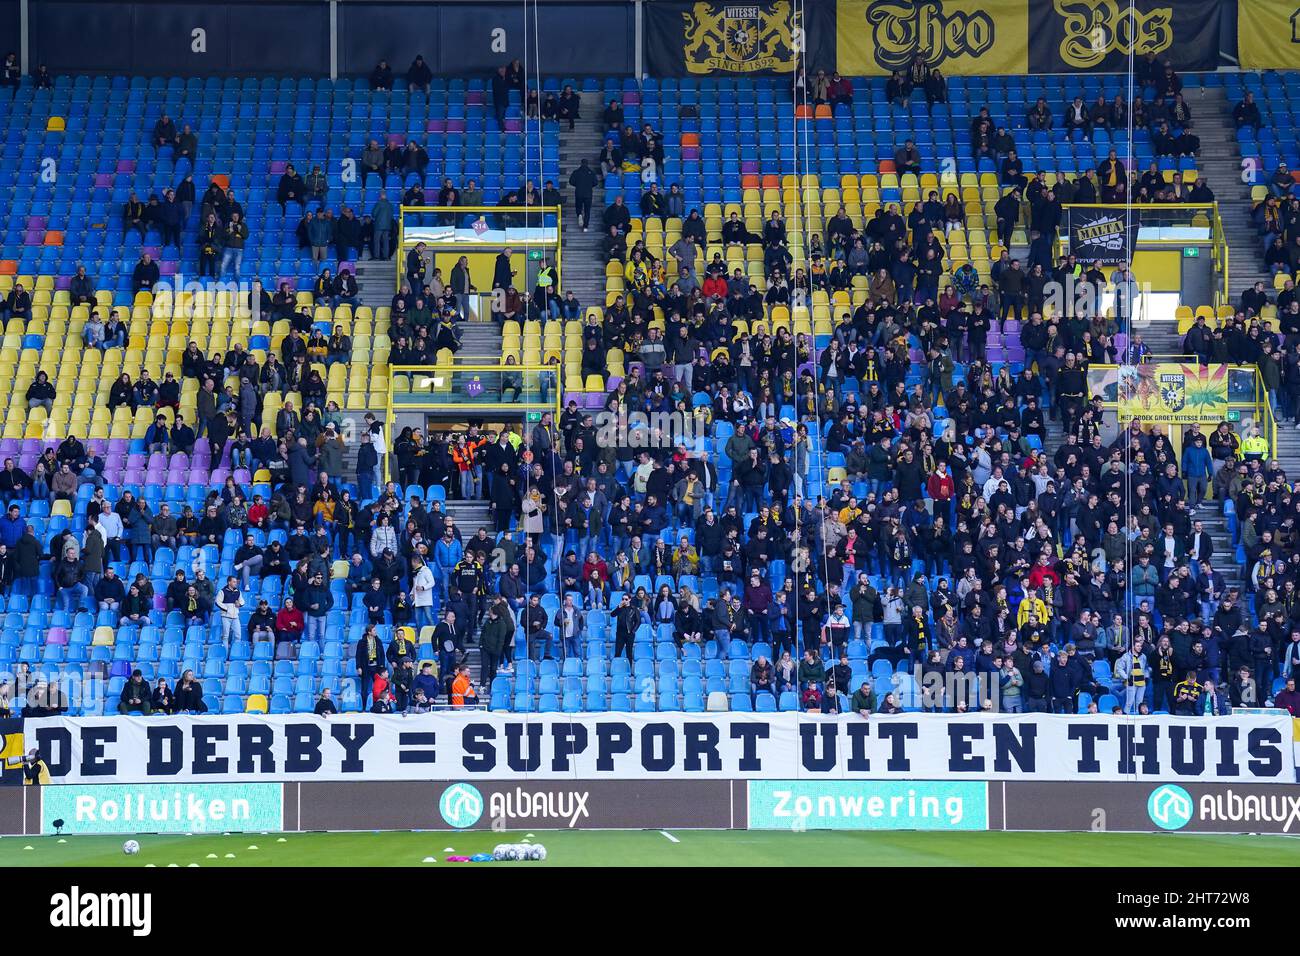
[1028,0,1223,73]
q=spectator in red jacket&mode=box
[275,597,305,644]
[1028,554,1061,591]
[926,463,954,502]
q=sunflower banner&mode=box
[1116,363,1228,424]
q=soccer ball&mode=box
[122,840,140,855]
[527,844,547,861]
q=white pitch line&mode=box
[659,830,680,843]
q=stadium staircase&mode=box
[1190,86,1275,300]
[355,257,396,307]
[558,91,609,310]
[1118,315,1242,585]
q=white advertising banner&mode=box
[21,713,1296,785]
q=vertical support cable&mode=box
[634,0,644,85]
[329,0,338,82]
[1121,0,1137,697]
[19,0,29,75]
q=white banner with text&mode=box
[21,713,1296,785]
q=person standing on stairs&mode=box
[568,158,597,232]
[491,64,511,128]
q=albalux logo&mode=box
[438,782,484,828]
[1147,784,1300,833]
[489,788,592,828]
[1146,784,1193,830]
[1197,789,1300,832]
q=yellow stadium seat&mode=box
[245,694,269,714]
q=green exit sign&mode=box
[527,250,544,261]
[1183,246,1200,258]
[526,411,542,422]
[1227,410,1240,421]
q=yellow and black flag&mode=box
[0,718,26,786]
[646,2,835,76]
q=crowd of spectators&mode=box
[8,55,1300,721]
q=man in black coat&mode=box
[602,196,631,235]
[1024,658,1050,712]
[433,610,464,685]
[131,254,160,295]
[491,65,512,127]
[355,627,386,709]
[523,594,551,661]
[13,525,40,595]
[406,55,433,93]
[1048,650,1079,713]
[568,159,598,231]
[492,249,516,290]
[614,593,641,662]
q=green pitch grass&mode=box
[0,829,1296,867]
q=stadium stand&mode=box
[0,47,1298,725]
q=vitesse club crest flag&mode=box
[1066,205,1140,266]
[645,2,833,76]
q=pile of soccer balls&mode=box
[492,843,546,861]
